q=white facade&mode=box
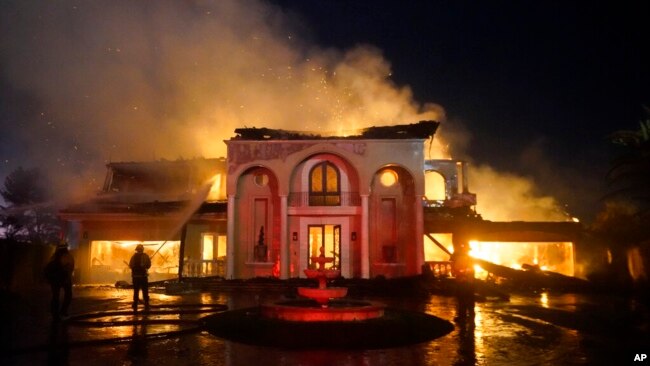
[225,138,428,279]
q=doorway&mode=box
[308,224,341,270]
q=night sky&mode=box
[1,1,649,222]
[273,1,650,221]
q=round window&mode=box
[253,173,269,187]
[379,170,398,187]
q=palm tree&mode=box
[605,117,650,216]
[592,114,650,283]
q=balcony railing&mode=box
[422,192,477,208]
[425,261,453,278]
[288,191,361,207]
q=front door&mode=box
[308,224,341,270]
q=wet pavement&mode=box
[2,284,649,365]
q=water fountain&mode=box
[202,248,454,349]
[260,247,385,321]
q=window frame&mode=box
[308,161,341,206]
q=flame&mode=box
[424,170,447,201]
[540,292,549,308]
[206,173,224,201]
[89,240,181,280]
[468,240,575,278]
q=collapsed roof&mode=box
[232,120,440,140]
[101,158,225,196]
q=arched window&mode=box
[309,161,340,206]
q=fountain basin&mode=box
[203,306,454,349]
[261,299,384,322]
[303,268,340,279]
[297,287,348,305]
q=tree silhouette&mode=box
[0,167,60,244]
[605,117,650,216]
[592,113,650,283]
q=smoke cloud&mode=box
[0,0,568,221]
[469,165,569,221]
[0,0,443,201]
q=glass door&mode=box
[308,224,341,269]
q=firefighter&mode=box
[44,242,75,320]
[129,244,151,312]
[451,245,475,281]
[451,243,475,320]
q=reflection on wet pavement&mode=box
[3,286,649,365]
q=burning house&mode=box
[59,121,582,284]
[59,158,228,283]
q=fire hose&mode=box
[7,303,228,355]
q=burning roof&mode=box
[60,158,227,218]
[232,120,439,140]
[101,158,225,198]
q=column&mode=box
[361,194,370,279]
[415,195,425,274]
[280,195,289,279]
[462,162,468,193]
[226,194,235,279]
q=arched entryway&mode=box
[232,166,280,278]
[289,153,360,279]
[369,165,418,277]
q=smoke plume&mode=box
[469,165,569,221]
[0,0,443,202]
[0,0,568,221]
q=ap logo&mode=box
[634,354,647,362]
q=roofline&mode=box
[59,211,227,222]
[105,157,226,168]
[225,138,431,144]
[230,120,439,141]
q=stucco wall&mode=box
[227,138,426,279]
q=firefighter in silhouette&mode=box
[129,244,151,312]
[45,242,75,320]
[451,243,475,320]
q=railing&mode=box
[422,193,477,208]
[288,191,361,207]
[183,259,225,277]
[425,261,453,278]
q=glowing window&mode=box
[308,224,341,269]
[202,233,214,261]
[379,169,398,187]
[309,161,340,206]
[217,235,227,258]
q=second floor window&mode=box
[309,161,340,206]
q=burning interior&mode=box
[60,158,228,284]
[89,240,181,283]
[422,159,580,279]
